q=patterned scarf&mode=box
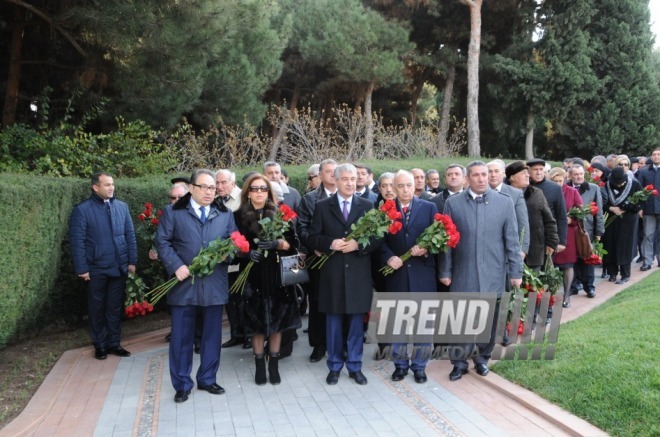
[606,173,633,206]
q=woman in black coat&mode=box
[601,167,642,284]
[234,174,302,385]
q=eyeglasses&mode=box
[618,163,630,167]
[169,195,182,200]
[308,175,318,180]
[192,184,216,193]
[249,186,270,193]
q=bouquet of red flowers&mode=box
[605,184,658,228]
[230,204,297,294]
[124,272,154,318]
[583,240,608,265]
[309,199,403,269]
[567,202,598,220]
[379,213,460,276]
[148,231,250,304]
[136,202,163,254]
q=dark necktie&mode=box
[402,206,410,224]
[222,196,230,203]
[476,195,484,204]
[342,200,349,221]
[200,206,207,223]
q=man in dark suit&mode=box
[356,164,378,202]
[431,164,466,213]
[380,170,438,383]
[308,163,381,386]
[297,159,338,362]
[263,161,301,211]
[157,169,237,403]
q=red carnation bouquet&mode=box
[583,240,607,265]
[309,199,403,269]
[379,213,460,276]
[230,204,297,294]
[567,202,598,220]
[124,272,154,318]
[136,202,163,255]
[147,231,250,304]
[605,184,658,228]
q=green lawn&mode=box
[493,271,660,436]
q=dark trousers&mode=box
[326,313,363,372]
[450,300,500,369]
[307,299,326,349]
[87,274,125,349]
[573,258,595,293]
[170,305,223,392]
[224,292,243,340]
[605,262,631,279]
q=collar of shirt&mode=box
[492,183,503,192]
[325,188,337,198]
[654,165,660,170]
[467,189,484,200]
[448,189,462,196]
[189,198,207,218]
[338,194,353,208]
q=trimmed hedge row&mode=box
[0,157,487,349]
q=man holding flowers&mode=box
[637,148,660,270]
[156,169,238,403]
[380,170,438,384]
[307,163,382,386]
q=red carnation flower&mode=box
[151,218,159,226]
[137,213,146,221]
[157,210,163,217]
[549,295,556,307]
[645,184,654,191]
[653,190,659,196]
[518,321,524,335]
[434,213,444,222]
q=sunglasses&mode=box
[249,186,270,193]
[618,163,630,167]
[169,195,182,200]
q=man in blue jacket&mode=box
[157,169,238,403]
[69,172,137,361]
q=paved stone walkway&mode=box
[4,266,656,437]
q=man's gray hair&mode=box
[445,163,467,176]
[319,158,337,173]
[394,169,414,182]
[171,182,189,193]
[262,161,280,171]
[379,172,395,184]
[465,161,487,175]
[334,163,357,179]
[487,159,506,172]
[425,169,439,178]
[215,169,236,182]
[307,163,320,176]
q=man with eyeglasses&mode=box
[157,169,237,403]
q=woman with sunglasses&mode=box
[234,173,302,385]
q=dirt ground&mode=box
[0,311,172,429]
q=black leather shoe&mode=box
[94,348,107,360]
[221,337,244,348]
[413,369,427,383]
[641,264,652,271]
[108,346,131,357]
[198,383,225,395]
[309,347,326,362]
[475,363,490,376]
[174,389,191,403]
[608,276,617,283]
[242,337,252,349]
[449,366,467,381]
[616,277,630,284]
[391,368,408,381]
[349,371,368,385]
[586,289,596,298]
[326,370,340,385]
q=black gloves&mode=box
[257,239,279,250]
[249,250,264,263]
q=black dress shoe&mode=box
[108,346,131,357]
[586,289,596,298]
[326,370,340,385]
[449,366,467,381]
[391,368,408,381]
[309,347,326,362]
[94,348,107,360]
[242,337,252,349]
[174,389,191,403]
[349,371,368,385]
[608,276,617,283]
[641,264,652,271]
[198,383,225,395]
[616,277,630,284]
[475,363,490,376]
[413,369,427,383]
[221,337,244,348]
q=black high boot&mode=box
[254,354,267,385]
[268,352,281,385]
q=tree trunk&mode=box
[269,82,300,161]
[409,77,425,127]
[363,81,375,160]
[2,5,26,127]
[525,109,535,160]
[463,0,483,157]
[438,61,456,152]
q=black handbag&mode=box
[278,253,310,287]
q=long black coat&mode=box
[602,178,642,266]
[308,194,381,314]
[234,204,302,336]
[523,185,559,267]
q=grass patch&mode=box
[493,271,660,436]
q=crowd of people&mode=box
[69,148,660,403]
